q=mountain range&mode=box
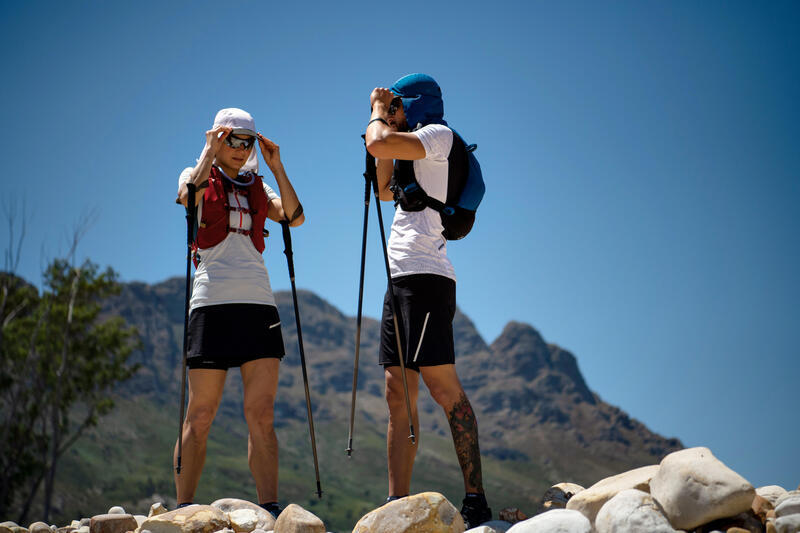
[32,277,682,531]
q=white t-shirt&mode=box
[387,124,456,282]
[179,167,279,310]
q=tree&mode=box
[0,257,140,523]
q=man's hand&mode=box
[205,125,232,156]
[258,133,282,170]
[370,87,396,111]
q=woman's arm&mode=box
[177,125,231,207]
[259,134,305,227]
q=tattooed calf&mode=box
[447,392,484,491]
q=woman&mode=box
[175,107,304,518]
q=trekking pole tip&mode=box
[316,483,323,499]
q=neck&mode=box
[218,164,243,179]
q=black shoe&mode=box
[259,502,282,519]
[383,494,407,506]
[461,494,492,528]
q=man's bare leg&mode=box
[174,368,227,504]
[241,357,281,504]
[385,366,420,497]
[420,364,484,493]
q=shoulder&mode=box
[262,180,279,201]
[412,124,453,160]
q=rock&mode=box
[0,523,26,533]
[727,528,750,533]
[70,522,81,529]
[498,509,527,524]
[692,510,765,533]
[472,522,512,533]
[774,492,799,512]
[78,527,90,533]
[542,483,585,510]
[89,514,138,533]
[649,447,755,531]
[754,495,777,521]
[479,521,513,532]
[767,520,777,533]
[506,509,591,532]
[594,489,677,533]
[80,519,90,528]
[228,509,259,533]
[776,495,800,518]
[106,507,125,516]
[133,516,146,528]
[353,492,464,533]
[566,465,659,524]
[775,514,800,533]
[28,522,51,533]
[56,527,76,533]
[759,487,790,507]
[272,504,324,533]
[210,498,275,531]
[139,505,230,533]
[465,527,496,533]
[149,503,169,518]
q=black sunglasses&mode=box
[388,97,403,115]
[225,134,256,149]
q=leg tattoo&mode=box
[447,393,483,492]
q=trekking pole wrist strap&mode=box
[368,117,389,127]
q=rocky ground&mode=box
[2,446,798,533]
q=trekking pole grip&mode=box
[280,220,295,281]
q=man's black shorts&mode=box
[187,303,285,370]
[379,274,456,371]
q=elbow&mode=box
[289,214,305,227]
[366,133,392,160]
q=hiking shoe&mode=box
[461,495,492,528]
[259,502,282,519]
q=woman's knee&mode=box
[185,403,218,439]
[244,395,276,429]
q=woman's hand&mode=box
[205,125,232,156]
[258,134,282,170]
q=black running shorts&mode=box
[379,274,456,371]
[187,303,285,370]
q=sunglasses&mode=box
[388,97,403,115]
[225,134,256,149]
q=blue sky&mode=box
[2,1,798,490]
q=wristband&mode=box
[368,117,389,127]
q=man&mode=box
[364,73,492,529]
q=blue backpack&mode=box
[390,128,485,240]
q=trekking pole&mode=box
[176,182,196,475]
[280,220,323,499]
[346,168,372,457]
[363,144,416,445]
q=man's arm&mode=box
[365,88,426,161]
[376,158,394,201]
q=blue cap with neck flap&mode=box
[390,73,448,130]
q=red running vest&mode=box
[195,166,270,253]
